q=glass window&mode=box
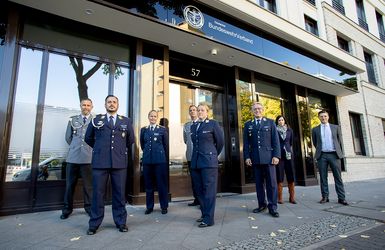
[304,15,319,36]
[376,11,385,42]
[337,36,350,53]
[6,48,42,182]
[356,0,368,31]
[305,0,316,6]
[349,112,366,156]
[38,53,110,181]
[332,0,345,15]
[382,119,385,138]
[364,51,377,85]
[113,64,130,116]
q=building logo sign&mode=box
[183,5,204,29]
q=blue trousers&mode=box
[89,168,127,229]
[317,152,345,200]
[191,167,218,225]
[254,164,278,212]
[143,163,169,210]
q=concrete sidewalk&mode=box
[0,178,384,250]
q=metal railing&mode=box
[332,0,345,15]
[358,17,369,31]
[305,0,316,6]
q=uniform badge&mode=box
[154,137,157,141]
[122,132,126,138]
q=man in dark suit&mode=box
[85,95,135,235]
[243,102,281,217]
[140,110,169,215]
[61,98,93,219]
[183,105,199,206]
[312,110,348,206]
[190,104,224,227]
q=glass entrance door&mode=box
[168,81,225,199]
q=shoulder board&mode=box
[158,125,165,128]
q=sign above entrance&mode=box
[183,5,204,29]
[100,0,357,89]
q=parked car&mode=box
[12,157,66,181]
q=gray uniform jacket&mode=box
[65,115,93,164]
[183,121,194,161]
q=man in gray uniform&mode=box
[60,98,93,219]
[183,105,199,206]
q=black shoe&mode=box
[87,228,97,235]
[338,199,348,206]
[269,210,280,218]
[198,222,212,228]
[319,197,329,204]
[188,201,200,206]
[161,209,168,214]
[60,213,70,220]
[118,224,128,232]
[145,208,153,215]
[196,217,204,223]
[252,206,267,213]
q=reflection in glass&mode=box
[6,48,42,182]
[298,95,316,178]
[106,0,358,88]
[113,64,130,116]
[168,83,224,196]
[39,53,110,181]
[259,96,282,120]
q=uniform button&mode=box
[258,146,261,148]
[112,130,115,132]
[258,136,260,138]
[111,146,114,149]
[81,144,83,147]
[112,135,114,138]
[112,141,114,144]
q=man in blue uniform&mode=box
[61,98,93,219]
[243,102,280,217]
[140,110,169,215]
[85,95,135,235]
[190,104,224,227]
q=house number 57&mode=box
[191,68,200,77]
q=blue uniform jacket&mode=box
[190,119,224,169]
[85,114,135,169]
[243,117,281,165]
[140,125,169,165]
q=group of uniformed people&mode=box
[61,96,347,235]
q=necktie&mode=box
[150,126,154,131]
[109,116,114,127]
[83,116,87,124]
[256,119,260,129]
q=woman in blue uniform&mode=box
[275,115,296,204]
[190,104,224,227]
[140,110,169,215]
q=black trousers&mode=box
[62,163,92,215]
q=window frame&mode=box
[304,15,319,36]
[349,112,366,156]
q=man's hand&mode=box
[245,158,252,167]
[271,157,279,165]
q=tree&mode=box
[69,57,102,102]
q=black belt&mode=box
[321,151,336,154]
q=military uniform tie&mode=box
[109,116,114,127]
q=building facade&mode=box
[0,0,384,215]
